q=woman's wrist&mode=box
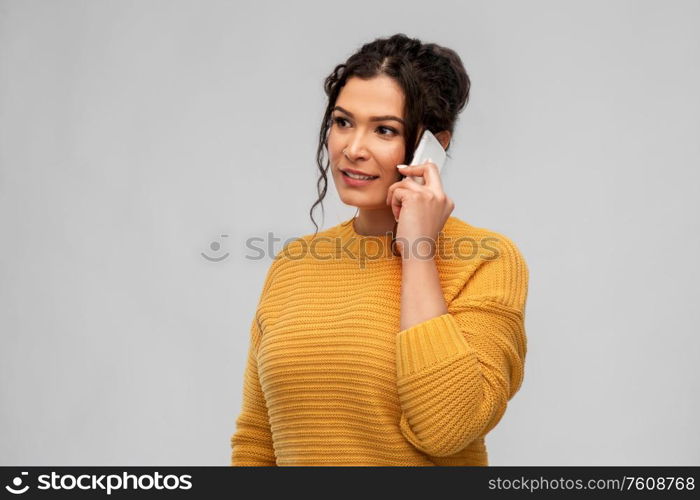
[398,236,437,262]
[400,255,448,331]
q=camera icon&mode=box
[201,233,230,262]
[5,471,29,494]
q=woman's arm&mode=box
[395,234,529,457]
[230,316,277,466]
[400,253,448,331]
[230,258,281,466]
[389,160,453,332]
[387,162,529,457]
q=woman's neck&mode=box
[353,208,397,236]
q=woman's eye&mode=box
[377,126,398,136]
[333,117,349,127]
[332,117,398,137]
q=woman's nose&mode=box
[344,137,369,161]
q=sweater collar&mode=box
[332,216,462,264]
[334,216,398,264]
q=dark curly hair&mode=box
[310,32,471,241]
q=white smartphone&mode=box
[406,129,447,185]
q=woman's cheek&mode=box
[326,134,340,163]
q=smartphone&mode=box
[405,129,447,185]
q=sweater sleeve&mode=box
[230,259,280,466]
[230,315,277,465]
[395,234,529,457]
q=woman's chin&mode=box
[334,184,387,208]
[340,199,386,211]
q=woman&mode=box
[230,33,529,466]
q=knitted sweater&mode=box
[230,215,529,466]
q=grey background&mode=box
[1,0,698,466]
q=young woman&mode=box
[230,33,529,466]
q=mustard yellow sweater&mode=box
[230,215,529,466]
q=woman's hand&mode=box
[385,160,455,258]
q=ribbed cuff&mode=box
[396,313,472,377]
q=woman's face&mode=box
[327,75,410,210]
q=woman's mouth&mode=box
[341,170,379,187]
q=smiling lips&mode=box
[341,168,379,186]
[341,167,379,179]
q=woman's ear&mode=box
[415,128,451,150]
[434,130,451,150]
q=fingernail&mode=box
[397,164,407,169]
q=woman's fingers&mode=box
[390,186,414,221]
[386,176,420,206]
[387,160,448,221]
[397,160,443,191]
